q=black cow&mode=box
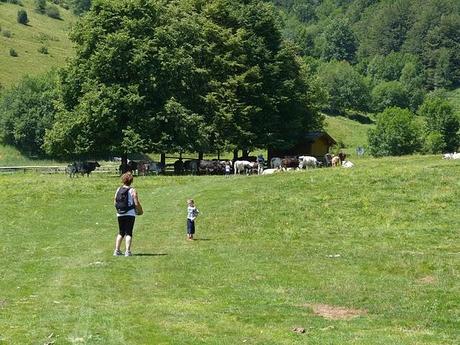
[174,159,184,175]
[184,159,200,175]
[199,160,225,175]
[68,161,100,177]
[119,160,138,175]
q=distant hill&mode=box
[0,0,76,87]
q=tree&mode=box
[0,72,59,155]
[371,81,410,112]
[44,0,321,162]
[418,95,460,152]
[316,60,370,113]
[368,107,423,156]
[319,18,357,63]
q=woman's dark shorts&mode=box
[187,219,195,234]
[118,216,135,237]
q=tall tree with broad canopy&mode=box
[44,0,321,163]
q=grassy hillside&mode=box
[0,155,458,344]
[324,115,374,154]
[0,0,75,87]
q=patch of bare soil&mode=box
[305,303,367,320]
[418,275,437,284]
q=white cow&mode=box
[233,160,253,175]
[442,152,460,160]
[342,160,354,168]
[261,168,278,175]
[298,156,318,169]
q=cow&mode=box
[342,160,354,168]
[338,152,346,162]
[281,157,299,170]
[233,160,253,175]
[324,153,333,167]
[198,160,221,175]
[270,157,282,169]
[444,152,460,160]
[298,156,319,169]
[331,156,341,167]
[68,161,100,177]
[261,168,279,175]
[174,159,184,175]
[184,159,200,175]
[147,161,165,175]
[137,161,150,176]
[119,160,138,175]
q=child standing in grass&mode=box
[186,199,199,240]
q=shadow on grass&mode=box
[133,253,167,257]
[193,238,211,241]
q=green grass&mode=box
[0,0,75,87]
[0,155,458,344]
[324,114,374,153]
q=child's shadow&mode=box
[194,238,211,241]
[133,253,168,256]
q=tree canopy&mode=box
[44,0,322,159]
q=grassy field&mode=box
[0,155,458,344]
[0,0,75,87]
[324,115,374,154]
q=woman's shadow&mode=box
[133,253,168,257]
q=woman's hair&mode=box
[121,172,134,186]
[187,199,194,205]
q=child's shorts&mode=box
[187,219,195,234]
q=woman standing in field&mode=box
[114,172,143,256]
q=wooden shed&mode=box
[267,131,337,160]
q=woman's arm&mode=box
[132,189,143,215]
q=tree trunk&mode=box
[160,153,166,165]
[198,152,204,160]
[121,153,128,174]
[233,149,238,161]
[242,149,249,159]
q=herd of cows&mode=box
[65,152,354,177]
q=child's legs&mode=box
[187,219,195,238]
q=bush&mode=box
[2,30,12,38]
[368,107,423,157]
[35,0,46,13]
[46,5,61,19]
[418,95,460,153]
[9,48,18,57]
[424,131,445,154]
[17,9,29,25]
[38,46,48,54]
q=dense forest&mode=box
[0,0,459,158]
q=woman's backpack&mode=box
[115,187,135,214]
